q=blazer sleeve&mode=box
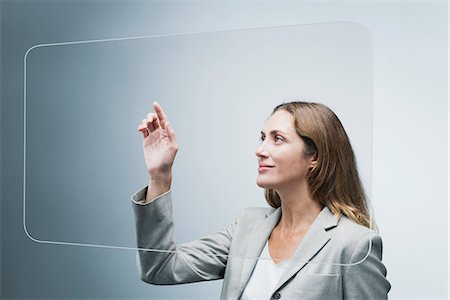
[342,232,392,299]
[131,186,240,285]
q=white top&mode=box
[241,240,288,300]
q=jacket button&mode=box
[272,292,281,299]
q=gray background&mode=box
[1,1,448,299]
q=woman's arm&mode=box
[342,233,391,299]
[132,186,239,285]
[133,101,240,284]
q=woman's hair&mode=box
[264,101,377,231]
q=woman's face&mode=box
[255,110,315,190]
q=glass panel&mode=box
[24,22,374,266]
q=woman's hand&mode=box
[137,101,179,180]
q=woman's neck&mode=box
[275,181,324,237]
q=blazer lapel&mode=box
[273,206,342,292]
[237,205,342,297]
[237,207,281,296]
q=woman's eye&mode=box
[274,135,284,142]
[259,135,283,143]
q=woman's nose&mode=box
[255,144,268,159]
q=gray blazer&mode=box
[131,186,391,299]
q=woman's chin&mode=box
[256,179,274,189]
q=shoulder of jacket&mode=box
[333,215,382,257]
[337,214,378,237]
[237,206,275,222]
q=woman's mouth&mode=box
[258,166,274,172]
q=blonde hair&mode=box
[264,101,377,231]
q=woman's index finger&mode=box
[153,101,168,129]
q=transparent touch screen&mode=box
[24,22,374,267]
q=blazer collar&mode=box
[263,205,341,229]
[238,205,342,297]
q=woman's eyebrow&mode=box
[260,129,287,135]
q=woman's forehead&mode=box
[262,111,295,134]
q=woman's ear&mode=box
[309,155,318,171]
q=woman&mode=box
[131,101,391,299]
